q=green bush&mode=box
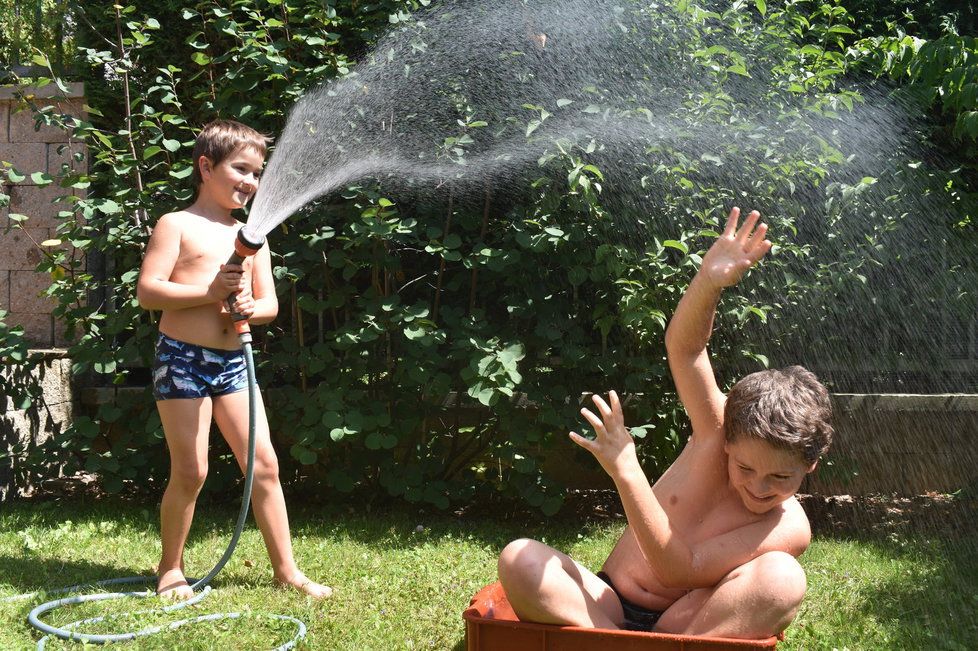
[2,0,973,510]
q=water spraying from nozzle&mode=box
[225,228,266,340]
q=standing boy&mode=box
[137,120,331,600]
[498,207,832,638]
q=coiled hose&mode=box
[4,231,307,649]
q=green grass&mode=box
[1,497,976,650]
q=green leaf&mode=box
[322,411,343,428]
[443,233,462,249]
[169,165,193,179]
[568,267,588,286]
[93,359,117,374]
[663,240,688,254]
[162,138,181,152]
[97,200,121,215]
[754,0,766,16]
[727,63,750,77]
[541,495,563,516]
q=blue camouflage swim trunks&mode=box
[152,333,249,400]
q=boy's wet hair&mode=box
[724,366,833,465]
[191,119,272,186]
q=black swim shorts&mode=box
[597,570,664,632]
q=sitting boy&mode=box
[498,207,833,639]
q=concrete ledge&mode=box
[0,82,85,101]
[833,393,978,412]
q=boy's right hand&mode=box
[570,391,641,480]
[208,264,247,303]
[700,207,772,289]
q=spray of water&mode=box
[239,1,977,640]
[243,0,908,242]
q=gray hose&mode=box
[6,336,307,650]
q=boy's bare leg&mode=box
[156,397,213,600]
[656,551,806,639]
[212,390,332,599]
[497,538,624,628]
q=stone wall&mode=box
[0,84,85,501]
[803,394,978,495]
[0,82,87,347]
[0,351,72,501]
[546,393,978,496]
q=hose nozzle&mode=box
[226,228,265,338]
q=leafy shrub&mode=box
[3,0,972,510]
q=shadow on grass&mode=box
[0,553,155,597]
[0,493,623,562]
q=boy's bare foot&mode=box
[275,572,333,599]
[157,568,195,600]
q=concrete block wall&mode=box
[0,351,72,501]
[803,394,978,495]
[0,85,85,501]
[0,82,87,347]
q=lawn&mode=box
[1,495,976,650]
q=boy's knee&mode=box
[498,538,544,585]
[172,464,208,492]
[253,454,280,483]
[749,552,807,623]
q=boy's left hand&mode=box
[700,207,773,289]
[570,391,640,478]
[230,287,256,318]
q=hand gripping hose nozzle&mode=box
[225,228,265,341]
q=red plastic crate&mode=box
[463,582,780,651]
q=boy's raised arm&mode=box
[665,207,771,441]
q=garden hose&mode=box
[4,230,307,649]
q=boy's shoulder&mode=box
[153,209,233,236]
[156,208,202,225]
[770,495,812,556]
[152,209,196,233]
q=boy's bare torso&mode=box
[158,210,254,351]
[602,433,808,611]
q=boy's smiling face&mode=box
[724,436,816,514]
[200,146,264,210]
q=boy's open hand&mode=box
[701,207,772,289]
[569,391,640,478]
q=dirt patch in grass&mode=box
[797,492,978,540]
[15,473,978,542]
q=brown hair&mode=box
[724,366,833,465]
[191,119,272,186]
